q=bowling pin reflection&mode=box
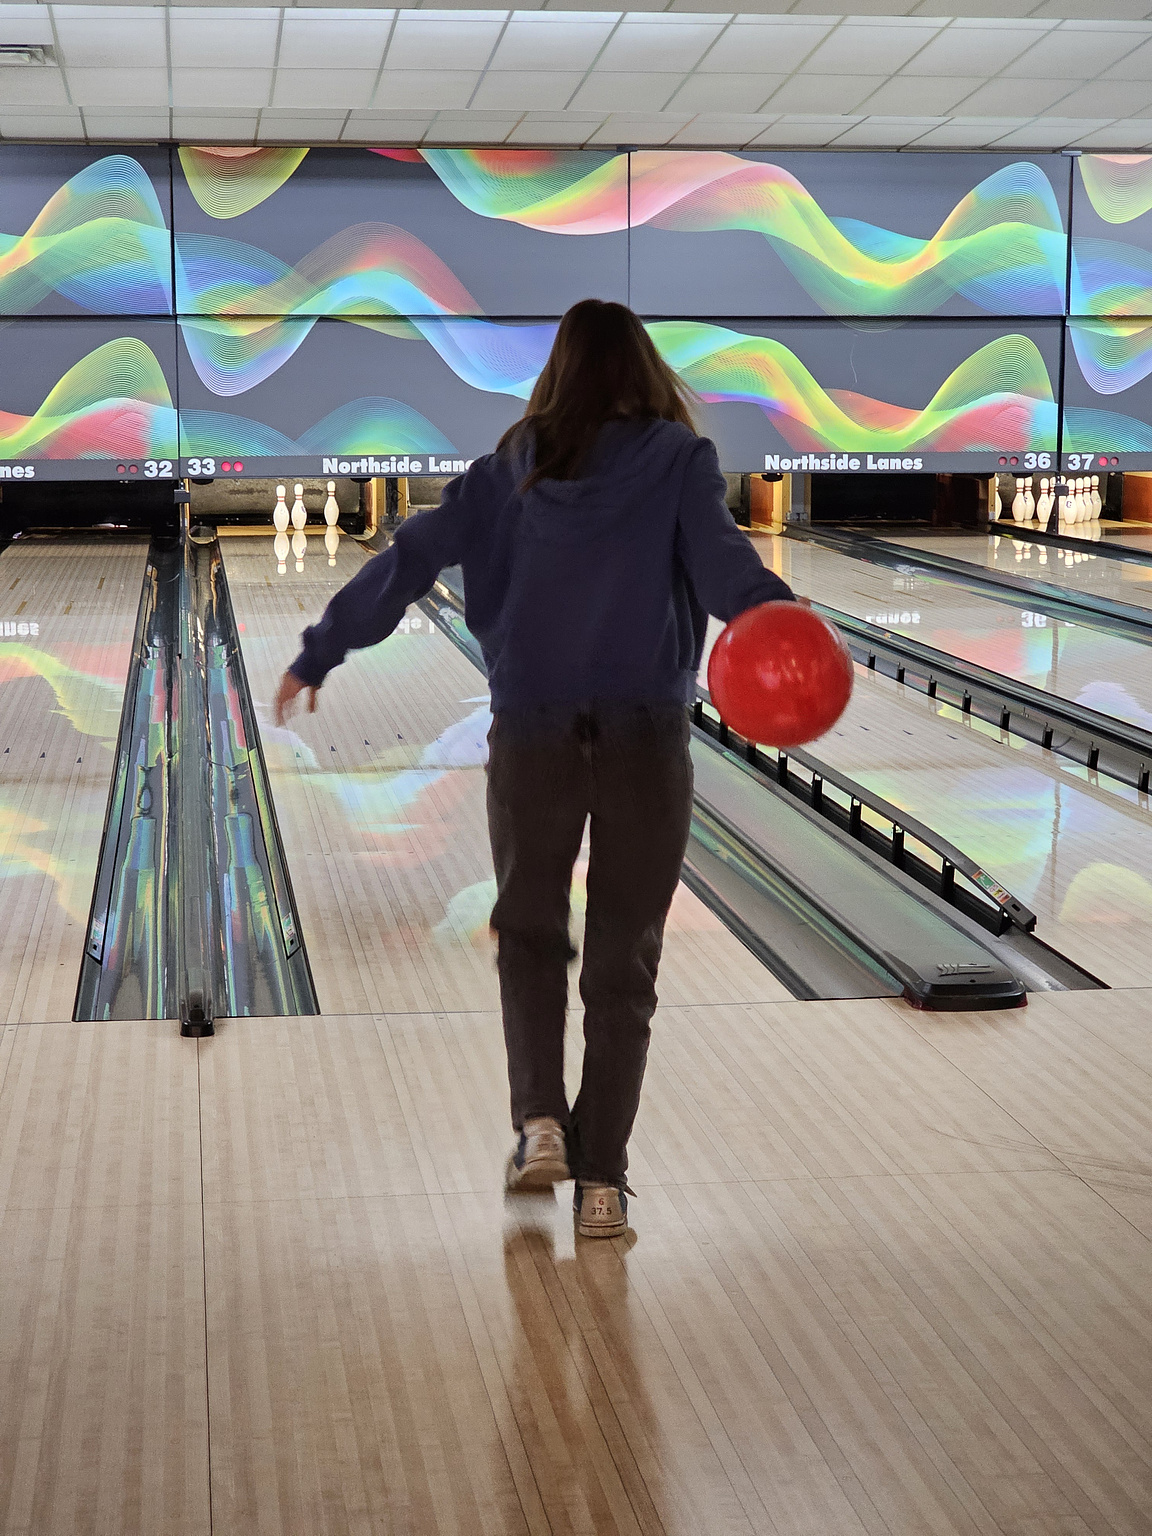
[292,528,307,572]
[274,529,290,574]
[325,524,340,566]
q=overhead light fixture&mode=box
[0,45,51,66]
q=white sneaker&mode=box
[504,1116,570,1191]
[573,1182,629,1238]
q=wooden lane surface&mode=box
[0,536,149,1024]
[0,1018,208,1534]
[222,535,790,1017]
[752,531,1152,734]
[6,989,1152,1532]
[886,530,1152,613]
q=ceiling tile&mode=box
[82,112,171,138]
[1055,80,1152,117]
[908,118,1026,146]
[855,75,984,116]
[424,110,521,141]
[762,75,886,115]
[489,21,614,72]
[669,113,779,145]
[384,18,503,71]
[343,113,434,138]
[0,68,69,108]
[0,10,53,45]
[271,68,378,108]
[595,21,724,73]
[507,113,602,142]
[1101,39,1152,80]
[991,117,1112,147]
[1010,25,1149,77]
[258,115,347,141]
[373,69,481,109]
[697,20,832,74]
[171,66,275,107]
[748,115,863,146]
[172,116,258,140]
[65,67,169,107]
[569,71,683,112]
[798,21,938,77]
[277,17,395,70]
[54,17,167,69]
[0,111,85,139]
[471,70,585,109]
[666,73,782,113]
[952,77,1076,116]
[901,26,1049,76]
[830,117,947,147]
[1073,119,1152,147]
[169,18,280,69]
[586,115,686,144]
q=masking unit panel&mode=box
[629,151,1070,319]
[172,146,629,319]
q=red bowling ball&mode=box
[707,601,854,747]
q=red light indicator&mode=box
[222,461,232,472]
[129,464,138,474]
[116,463,126,474]
[997,455,1007,465]
[1008,456,1019,466]
[234,461,243,472]
[1111,456,1120,465]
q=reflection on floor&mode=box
[755,532,1152,734]
[0,536,147,1023]
[2,988,1151,1533]
[887,527,1152,614]
[223,536,788,1017]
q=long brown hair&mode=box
[499,299,697,490]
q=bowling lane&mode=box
[0,535,149,1023]
[882,529,1152,614]
[755,532,1152,736]
[699,614,1152,989]
[222,535,790,1018]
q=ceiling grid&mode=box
[0,3,1149,148]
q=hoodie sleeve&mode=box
[289,466,483,687]
[674,436,795,621]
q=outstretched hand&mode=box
[273,671,319,726]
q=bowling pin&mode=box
[1091,474,1102,518]
[274,529,289,574]
[1076,476,1088,522]
[1039,477,1052,521]
[994,483,1002,520]
[324,524,340,566]
[1023,476,1035,519]
[323,480,339,527]
[292,527,307,572]
[273,484,289,533]
[1011,479,1026,522]
[291,483,307,531]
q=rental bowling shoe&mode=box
[573,1182,630,1239]
[504,1116,570,1191]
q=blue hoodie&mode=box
[290,418,795,710]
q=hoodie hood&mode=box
[512,417,697,545]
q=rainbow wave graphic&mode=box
[652,324,1058,453]
[5,324,1099,462]
[0,154,171,315]
[0,337,177,459]
[1078,155,1152,225]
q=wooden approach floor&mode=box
[2,988,1151,1534]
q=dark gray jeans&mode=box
[486,702,694,1185]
